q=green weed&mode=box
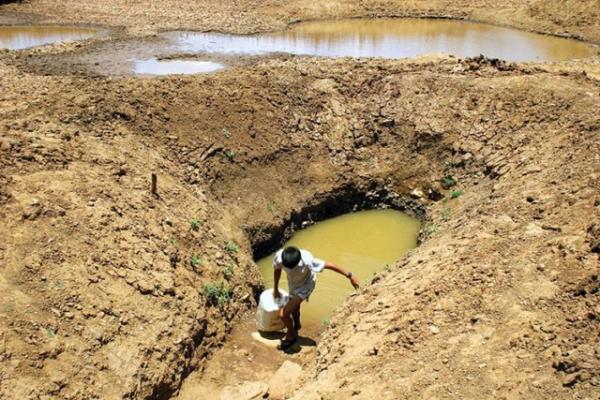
[322,318,331,327]
[224,150,236,162]
[451,190,464,199]
[223,264,234,280]
[202,283,231,308]
[222,128,231,139]
[190,218,202,231]
[224,241,239,256]
[441,208,451,221]
[267,202,275,214]
[190,255,201,269]
[441,175,456,189]
[422,223,438,239]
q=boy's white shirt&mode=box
[273,249,325,299]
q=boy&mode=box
[273,246,360,350]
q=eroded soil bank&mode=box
[0,1,599,399]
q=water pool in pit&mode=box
[133,58,224,75]
[164,18,593,62]
[0,25,97,50]
[256,209,420,331]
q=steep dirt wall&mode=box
[0,63,267,398]
[285,67,600,399]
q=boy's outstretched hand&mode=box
[324,262,360,290]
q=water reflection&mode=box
[0,26,97,50]
[165,18,592,62]
[133,59,224,75]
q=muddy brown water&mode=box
[0,25,97,50]
[178,210,419,398]
[19,18,593,77]
[164,18,592,62]
[133,58,224,75]
[256,209,420,331]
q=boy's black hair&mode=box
[282,246,301,268]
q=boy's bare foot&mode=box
[278,335,298,350]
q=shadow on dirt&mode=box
[258,331,317,354]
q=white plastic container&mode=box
[256,288,289,332]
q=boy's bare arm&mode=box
[324,262,360,289]
[273,268,282,298]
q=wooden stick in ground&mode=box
[151,173,157,196]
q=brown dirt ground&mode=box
[0,1,599,399]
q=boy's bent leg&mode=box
[279,295,303,340]
[292,308,301,331]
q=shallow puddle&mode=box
[0,25,97,50]
[164,18,592,62]
[256,209,420,331]
[133,58,224,75]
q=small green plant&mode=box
[169,236,177,246]
[190,218,202,231]
[422,223,438,239]
[217,291,230,308]
[222,128,231,139]
[224,150,236,162]
[223,264,234,280]
[202,283,218,296]
[202,283,230,308]
[267,202,275,215]
[224,241,239,256]
[441,175,456,189]
[322,318,331,327]
[384,263,391,271]
[441,207,451,221]
[451,190,464,199]
[190,255,201,269]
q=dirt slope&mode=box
[2,53,598,399]
[288,67,600,399]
